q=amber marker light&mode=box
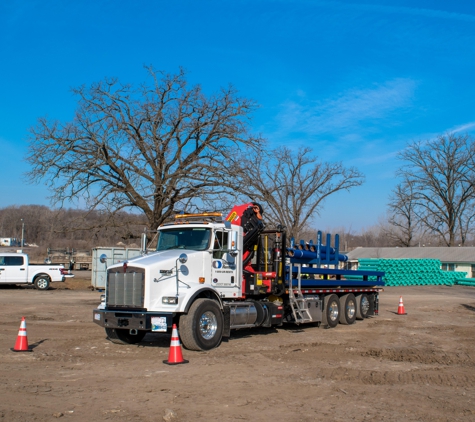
[199,277,205,284]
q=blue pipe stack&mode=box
[287,247,348,262]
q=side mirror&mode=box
[99,254,107,264]
[140,232,148,255]
[225,252,237,264]
[229,231,238,255]
[178,253,188,264]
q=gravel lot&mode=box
[1,279,475,421]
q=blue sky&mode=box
[1,0,475,232]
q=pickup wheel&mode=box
[179,299,223,351]
[339,293,357,325]
[356,293,370,320]
[105,328,146,345]
[34,275,51,290]
[322,294,340,328]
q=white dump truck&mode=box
[0,252,71,290]
[93,203,384,350]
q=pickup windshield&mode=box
[156,228,211,251]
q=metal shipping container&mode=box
[92,247,142,289]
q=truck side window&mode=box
[213,231,229,259]
[0,256,4,265]
[4,256,24,266]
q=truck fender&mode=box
[180,288,231,339]
[181,288,224,314]
[32,272,49,283]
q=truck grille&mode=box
[107,267,145,308]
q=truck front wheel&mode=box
[34,275,51,290]
[105,328,146,345]
[179,299,223,351]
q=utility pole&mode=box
[21,219,25,248]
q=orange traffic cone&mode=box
[11,317,32,352]
[163,324,188,365]
[397,296,407,315]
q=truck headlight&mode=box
[162,296,178,304]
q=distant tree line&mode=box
[0,205,147,258]
[0,204,398,257]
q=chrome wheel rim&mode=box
[347,300,356,319]
[37,278,48,289]
[329,300,339,322]
[199,311,218,340]
[361,296,370,315]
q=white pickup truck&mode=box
[0,253,71,290]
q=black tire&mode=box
[322,294,340,328]
[34,275,51,290]
[179,298,224,351]
[105,328,146,345]
[339,293,357,325]
[356,293,370,320]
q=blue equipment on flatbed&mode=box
[286,231,384,289]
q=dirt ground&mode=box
[1,272,475,421]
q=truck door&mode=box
[0,255,26,283]
[211,230,238,291]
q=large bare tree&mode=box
[396,133,475,246]
[232,146,364,240]
[26,68,263,230]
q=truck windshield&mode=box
[156,228,211,251]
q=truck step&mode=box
[290,298,313,323]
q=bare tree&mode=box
[384,179,420,247]
[397,133,475,246]
[26,67,263,231]
[233,146,364,240]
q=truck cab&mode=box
[93,206,285,349]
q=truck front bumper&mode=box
[92,309,174,332]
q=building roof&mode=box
[346,247,475,263]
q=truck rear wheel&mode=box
[339,294,357,325]
[322,294,340,328]
[356,293,370,320]
[105,328,146,345]
[34,275,51,290]
[179,299,223,351]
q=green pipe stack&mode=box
[346,259,467,286]
[455,278,475,287]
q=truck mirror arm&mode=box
[175,255,191,292]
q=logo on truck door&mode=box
[212,260,223,269]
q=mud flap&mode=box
[223,305,231,337]
[367,294,376,316]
